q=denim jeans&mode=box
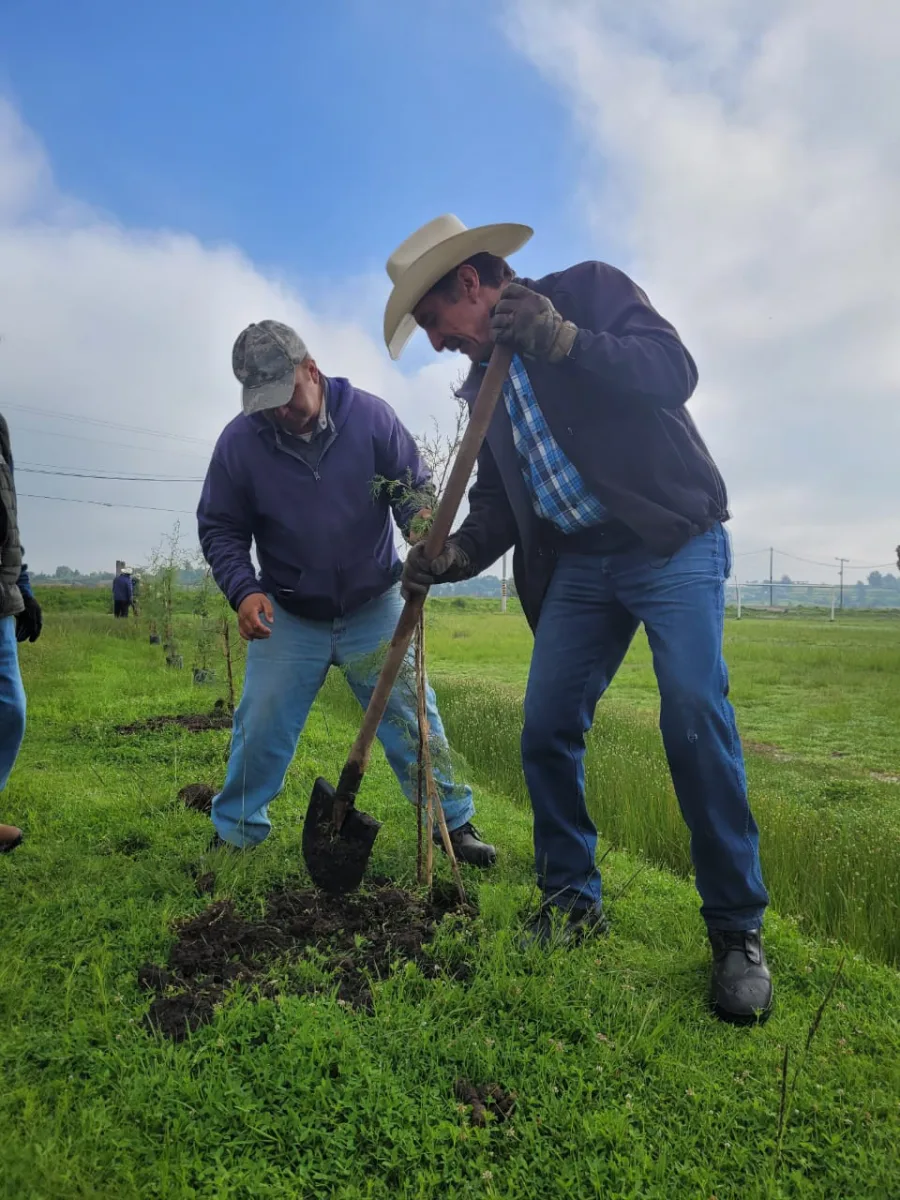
[0,616,27,794]
[522,525,768,931]
[212,585,474,847]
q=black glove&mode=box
[402,539,473,598]
[16,594,42,644]
[490,281,578,363]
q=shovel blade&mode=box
[302,776,381,894]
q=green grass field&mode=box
[1,597,898,1198]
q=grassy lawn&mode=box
[425,601,900,777]
[413,602,900,965]
[1,603,898,1198]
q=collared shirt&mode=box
[503,353,607,533]
[294,384,329,443]
[275,380,333,470]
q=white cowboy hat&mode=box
[383,214,533,359]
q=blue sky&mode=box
[1,0,607,301]
[1,0,896,576]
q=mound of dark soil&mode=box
[178,783,216,814]
[454,1079,517,1126]
[117,712,232,735]
[139,881,473,1041]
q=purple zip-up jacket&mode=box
[198,376,430,621]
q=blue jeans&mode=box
[0,616,27,794]
[213,585,475,847]
[522,525,768,931]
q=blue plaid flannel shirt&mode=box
[503,354,607,533]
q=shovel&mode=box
[302,343,514,893]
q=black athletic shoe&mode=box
[206,832,248,853]
[434,822,497,868]
[709,928,774,1024]
[523,904,609,948]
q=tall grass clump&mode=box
[420,677,900,965]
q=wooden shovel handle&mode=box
[335,343,513,801]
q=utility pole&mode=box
[769,547,774,608]
[835,557,848,611]
[500,552,508,614]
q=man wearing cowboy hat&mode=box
[198,318,495,866]
[387,216,771,1024]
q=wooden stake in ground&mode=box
[414,611,435,886]
[414,616,425,885]
[221,613,236,713]
[414,610,466,904]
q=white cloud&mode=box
[504,0,900,580]
[0,99,459,573]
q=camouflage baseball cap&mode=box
[232,319,308,415]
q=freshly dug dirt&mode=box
[454,1079,517,1126]
[116,712,232,735]
[178,783,216,814]
[140,881,473,1041]
[302,802,382,895]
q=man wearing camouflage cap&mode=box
[197,319,495,866]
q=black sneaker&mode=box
[709,929,774,1025]
[206,832,247,853]
[434,822,496,868]
[523,904,609,948]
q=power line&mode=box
[17,465,204,483]
[3,401,214,448]
[773,549,898,570]
[735,546,897,571]
[17,492,195,515]
[11,423,212,461]
[772,549,847,569]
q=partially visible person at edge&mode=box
[112,567,134,618]
[0,412,43,854]
[196,320,495,866]
[388,215,771,1024]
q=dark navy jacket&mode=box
[112,574,133,604]
[197,376,430,620]
[453,262,728,629]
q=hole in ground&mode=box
[116,711,232,735]
[454,1079,517,1126]
[178,783,216,814]
[139,880,475,1041]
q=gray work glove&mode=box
[402,539,473,599]
[490,281,579,363]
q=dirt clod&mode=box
[178,783,216,814]
[140,883,474,1041]
[454,1079,517,1126]
[116,712,232,736]
[194,871,216,896]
